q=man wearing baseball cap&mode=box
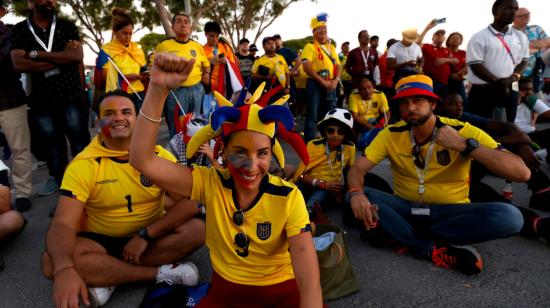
[346,74,529,275]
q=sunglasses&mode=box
[411,146,425,169]
[325,127,344,135]
[233,210,249,257]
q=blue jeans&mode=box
[353,187,523,258]
[29,99,90,185]
[304,79,337,141]
[164,83,205,138]
[295,182,331,211]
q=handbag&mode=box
[315,224,359,301]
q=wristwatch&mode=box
[461,138,480,157]
[512,73,521,82]
[28,50,38,59]
[137,228,154,243]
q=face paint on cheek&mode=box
[99,117,112,138]
[227,153,252,170]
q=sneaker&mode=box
[529,187,550,211]
[14,197,32,212]
[38,177,59,196]
[431,243,483,275]
[156,262,199,286]
[88,286,116,307]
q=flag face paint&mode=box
[100,117,112,138]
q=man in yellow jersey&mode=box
[302,13,341,141]
[347,74,530,275]
[348,76,390,149]
[251,36,290,105]
[155,13,210,137]
[41,90,205,307]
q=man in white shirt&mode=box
[466,0,529,122]
[387,28,423,86]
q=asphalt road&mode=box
[1,124,549,308]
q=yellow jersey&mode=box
[154,38,209,87]
[348,90,389,123]
[301,41,340,80]
[190,166,310,286]
[364,116,499,204]
[60,136,176,237]
[251,54,289,86]
[292,138,356,183]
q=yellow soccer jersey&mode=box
[348,90,389,123]
[301,42,340,80]
[191,166,310,286]
[339,54,352,81]
[252,54,289,86]
[61,145,176,237]
[292,138,356,183]
[364,116,499,204]
[154,39,210,87]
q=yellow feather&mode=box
[247,82,266,105]
[272,94,290,106]
[213,91,233,107]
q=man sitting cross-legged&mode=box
[347,75,529,275]
[41,90,205,308]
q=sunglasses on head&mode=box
[325,127,344,135]
[232,210,249,257]
[411,146,425,169]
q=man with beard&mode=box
[346,74,529,275]
[466,0,528,122]
[42,91,204,307]
[251,36,289,105]
[11,0,90,195]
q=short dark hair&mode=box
[262,36,275,46]
[358,30,369,40]
[359,75,375,85]
[492,0,508,15]
[204,21,221,34]
[239,38,250,45]
[171,13,190,25]
[519,77,533,88]
[443,92,463,104]
[98,90,136,116]
[386,38,398,49]
[272,34,282,40]
[370,35,379,41]
[341,41,350,47]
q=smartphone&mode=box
[218,53,225,58]
[434,18,446,24]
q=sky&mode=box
[2,0,549,65]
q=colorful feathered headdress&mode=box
[186,82,309,167]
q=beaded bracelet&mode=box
[139,110,162,124]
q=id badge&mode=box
[44,68,60,78]
[411,204,430,216]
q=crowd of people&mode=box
[1,0,550,307]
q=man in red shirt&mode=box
[417,20,459,97]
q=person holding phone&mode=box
[347,74,529,275]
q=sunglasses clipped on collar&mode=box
[233,210,249,257]
[411,146,425,169]
[325,127,344,135]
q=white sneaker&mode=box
[156,262,199,286]
[88,286,116,307]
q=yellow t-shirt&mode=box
[154,39,210,87]
[339,54,352,81]
[60,142,176,237]
[348,90,389,123]
[301,41,340,80]
[251,54,289,86]
[364,116,499,204]
[293,65,308,89]
[292,138,356,183]
[191,166,310,286]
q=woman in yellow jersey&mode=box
[130,52,322,308]
[96,8,147,109]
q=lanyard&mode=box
[325,140,344,183]
[410,127,437,203]
[489,26,515,65]
[360,48,370,69]
[27,16,56,52]
[361,98,372,114]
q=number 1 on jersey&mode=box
[125,194,133,212]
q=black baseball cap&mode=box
[249,44,258,52]
[262,36,276,46]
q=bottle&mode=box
[501,182,513,202]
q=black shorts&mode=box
[77,232,132,259]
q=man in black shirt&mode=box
[11,0,90,193]
[236,38,256,81]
